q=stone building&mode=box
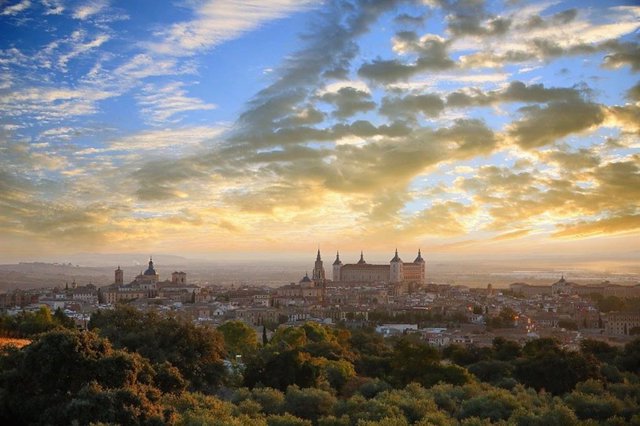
[332,249,426,285]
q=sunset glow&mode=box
[1,0,638,264]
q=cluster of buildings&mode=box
[1,250,639,347]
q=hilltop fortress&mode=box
[315,249,426,285]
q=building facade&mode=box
[332,249,426,285]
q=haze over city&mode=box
[1,0,639,269]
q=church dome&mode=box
[144,258,156,275]
[300,273,312,283]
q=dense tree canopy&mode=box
[89,305,226,391]
[1,312,639,425]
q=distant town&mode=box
[1,249,639,348]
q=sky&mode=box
[0,0,639,266]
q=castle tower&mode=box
[390,249,403,284]
[115,266,123,285]
[332,251,342,282]
[312,250,326,283]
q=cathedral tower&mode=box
[312,250,326,283]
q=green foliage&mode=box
[389,336,440,386]
[0,329,167,425]
[515,345,599,395]
[266,413,312,426]
[491,337,521,361]
[218,321,258,358]
[467,360,513,384]
[458,389,520,422]
[89,305,227,391]
[0,306,76,337]
[443,344,492,366]
[564,391,624,420]
[580,339,619,364]
[284,385,337,422]
[243,348,321,390]
[1,319,639,425]
[619,338,640,372]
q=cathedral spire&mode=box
[316,249,321,261]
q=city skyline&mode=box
[1,0,639,264]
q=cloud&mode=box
[404,201,477,237]
[319,86,376,119]
[89,126,226,154]
[553,214,640,238]
[73,0,108,20]
[380,92,445,119]
[359,33,454,84]
[627,82,640,102]
[136,82,217,125]
[394,12,427,26]
[42,0,63,15]
[1,0,31,16]
[490,229,531,241]
[145,0,316,56]
[507,100,605,149]
[58,33,110,71]
[0,86,117,121]
[603,40,640,72]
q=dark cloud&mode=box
[522,8,578,30]
[627,82,640,102]
[358,33,454,84]
[446,81,585,108]
[393,12,427,26]
[508,100,605,149]
[380,93,445,119]
[433,0,505,37]
[319,87,376,119]
[358,58,422,84]
[603,40,640,72]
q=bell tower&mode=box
[312,250,326,284]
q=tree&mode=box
[284,385,337,422]
[619,338,640,372]
[515,347,599,395]
[218,320,258,359]
[0,329,166,425]
[492,337,521,361]
[580,339,618,364]
[243,349,321,390]
[89,305,226,391]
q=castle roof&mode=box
[391,249,402,263]
[357,251,366,264]
[333,251,342,265]
[414,249,425,263]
